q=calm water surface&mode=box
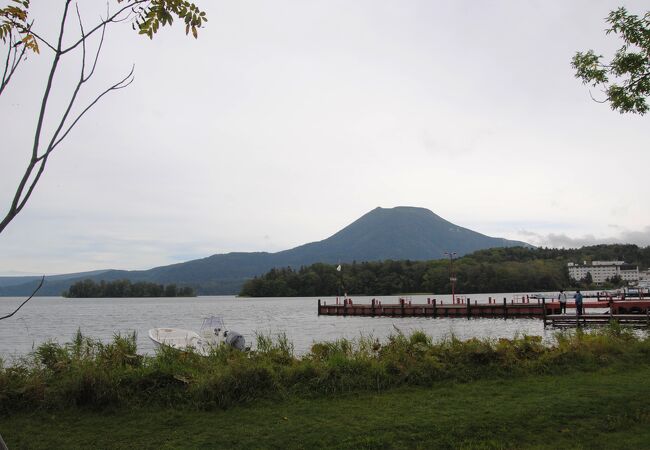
[0,293,554,359]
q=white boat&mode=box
[148,316,246,354]
[148,327,205,352]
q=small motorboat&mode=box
[148,316,246,354]
[148,327,204,351]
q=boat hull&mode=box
[148,327,204,352]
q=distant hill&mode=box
[0,270,111,288]
[0,206,530,296]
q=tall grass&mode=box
[1,325,648,413]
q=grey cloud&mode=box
[515,229,541,237]
[3,0,650,274]
[518,227,650,248]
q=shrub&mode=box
[1,324,649,414]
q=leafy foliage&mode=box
[0,1,38,54]
[62,279,195,298]
[240,244,650,297]
[124,0,207,39]
[572,7,650,114]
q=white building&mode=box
[567,261,639,284]
[639,270,650,281]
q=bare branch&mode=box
[0,30,27,96]
[0,0,71,235]
[0,0,136,235]
[85,19,107,82]
[14,149,50,216]
[5,15,57,52]
[31,3,91,157]
[50,66,135,152]
[61,0,148,55]
[2,31,12,86]
[16,69,136,216]
[589,90,609,104]
[2,0,206,235]
[0,276,44,321]
[39,63,85,164]
[19,27,56,53]
[76,3,87,77]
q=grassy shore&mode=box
[1,325,650,448]
[3,364,650,449]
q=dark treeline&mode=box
[63,279,195,298]
[239,245,650,297]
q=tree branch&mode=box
[34,4,88,166]
[17,26,56,53]
[85,16,107,82]
[19,67,135,217]
[0,0,71,235]
[50,66,135,152]
[589,90,608,103]
[0,30,27,96]
[1,31,14,90]
[626,71,650,89]
[25,65,134,224]
[1,0,206,235]
[61,0,148,55]
[0,276,44,321]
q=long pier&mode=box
[317,297,650,327]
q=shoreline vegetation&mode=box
[1,325,648,412]
[1,326,649,447]
[240,245,650,297]
[62,279,196,298]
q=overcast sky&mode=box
[1,0,649,275]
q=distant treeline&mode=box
[240,245,650,297]
[63,279,195,298]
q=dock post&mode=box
[433,299,437,318]
[609,301,614,323]
[467,297,471,319]
[542,298,547,327]
[503,298,508,320]
[318,299,321,316]
[371,298,376,316]
[400,298,405,316]
[343,299,347,317]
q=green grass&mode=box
[2,363,650,449]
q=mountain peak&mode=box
[0,206,530,296]
[288,206,528,264]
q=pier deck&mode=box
[547,313,650,327]
[317,297,650,327]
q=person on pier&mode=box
[574,290,583,316]
[558,290,567,314]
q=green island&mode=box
[62,279,196,298]
[240,244,650,297]
[1,326,650,448]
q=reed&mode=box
[1,325,648,413]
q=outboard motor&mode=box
[224,331,246,351]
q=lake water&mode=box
[0,293,554,359]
